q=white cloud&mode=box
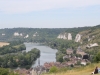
[0,0,100,14]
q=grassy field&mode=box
[43,63,100,75]
[0,42,9,47]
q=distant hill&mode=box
[0,28,67,42]
[0,27,91,42]
[56,25,100,45]
[75,25,100,55]
[79,25,100,44]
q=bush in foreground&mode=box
[0,68,19,75]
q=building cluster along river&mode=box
[24,43,57,67]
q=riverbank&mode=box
[24,43,57,67]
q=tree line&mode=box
[0,27,92,42]
[0,44,26,55]
[0,48,40,69]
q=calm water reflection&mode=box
[24,43,57,67]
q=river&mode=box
[24,43,57,67]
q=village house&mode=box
[76,47,86,57]
[81,59,87,65]
[66,61,75,66]
[14,68,31,75]
[44,62,63,70]
[63,55,69,59]
[66,48,73,55]
[54,62,62,68]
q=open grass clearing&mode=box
[0,42,9,47]
[43,63,100,75]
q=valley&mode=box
[0,25,100,75]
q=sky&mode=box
[0,0,100,28]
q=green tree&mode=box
[94,52,100,62]
[0,68,19,75]
[49,66,58,73]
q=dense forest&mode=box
[0,41,26,55]
[0,41,40,69]
[0,44,26,55]
[0,48,40,69]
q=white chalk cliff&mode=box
[24,34,29,38]
[14,32,20,36]
[68,33,72,40]
[75,34,81,42]
[86,43,99,48]
[14,32,23,36]
[33,32,39,37]
[57,32,72,40]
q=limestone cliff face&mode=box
[57,32,81,42]
[57,33,67,39]
[57,32,72,40]
[14,32,23,36]
[24,34,29,38]
[14,32,19,36]
[33,32,39,37]
[68,33,72,40]
[86,43,99,48]
[75,34,82,42]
